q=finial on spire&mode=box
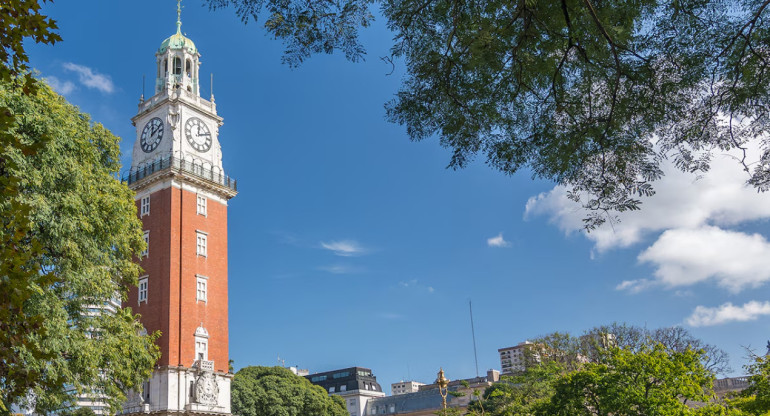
[176,0,182,34]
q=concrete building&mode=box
[120,3,237,416]
[498,341,537,374]
[365,370,498,416]
[306,367,386,416]
[391,381,425,395]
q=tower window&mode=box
[173,57,182,75]
[196,231,207,257]
[141,196,150,216]
[195,338,208,361]
[164,60,168,76]
[196,276,207,302]
[186,59,192,77]
[138,277,148,304]
[197,194,207,216]
[141,231,150,257]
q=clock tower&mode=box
[122,3,236,416]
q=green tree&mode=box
[0,78,160,414]
[71,407,97,416]
[232,366,349,416]
[537,344,715,416]
[727,352,770,415]
[207,0,770,227]
[469,327,735,416]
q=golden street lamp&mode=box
[436,368,450,411]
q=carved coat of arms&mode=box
[193,372,219,405]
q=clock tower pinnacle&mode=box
[122,3,236,416]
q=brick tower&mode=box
[121,3,236,415]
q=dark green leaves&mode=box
[207,0,770,229]
[232,366,349,416]
[0,79,160,415]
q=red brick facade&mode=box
[126,183,230,373]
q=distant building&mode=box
[365,370,498,416]
[289,367,309,377]
[498,341,537,374]
[306,367,385,416]
[391,381,425,395]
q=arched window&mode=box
[164,60,168,76]
[173,57,182,75]
[185,59,192,77]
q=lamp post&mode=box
[436,368,450,412]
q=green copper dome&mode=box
[158,2,197,55]
[158,31,197,54]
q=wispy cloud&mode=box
[317,264,362,274]
[487,233,511,248]
[320,240,367,257]
[615,279,654,294]
[46,76,76,95]
[686,301,770,327]
[398,279,435,294]
[63,63,115,93]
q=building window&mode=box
[197,276,207,302]
[329,387,335,393]
[141,231,150,257]
[196,231,207,257]
[138,277,148,304]
[195,340,208,361]
[340,385,347,392]
[173,57,182,75]
[141,196,150,216]
[197,194,207,216]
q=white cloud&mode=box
[525,149,770,253]
[615,279,653,293]
[427,286,435,293]
[317,264,361,274]
[487,233,511,248]
[638,226,770,293]
[686,301,770,327]
[399,279,418,288]
[45,76,75,95]
[63,63,115,93]
[320,240,366,256]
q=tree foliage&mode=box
[0,78,160,414]
[0,0,60,92]
[232,366,349,416]
[206,0,770,227]
[726,352,770,415]
[538,344,714,416]
[467,325,737,416]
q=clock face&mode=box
[185,117,212,152]
[140,117,164,153]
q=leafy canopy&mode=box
[0,78,160,415]
[232,366,349,416]
[468,325,734,416]
[207,0,770,227]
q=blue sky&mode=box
[28,0,770,392]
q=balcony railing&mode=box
[194,360,215,372]
[122,156,237,192]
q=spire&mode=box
[176,0,182,34]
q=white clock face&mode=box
[185,117,212,152]
[140,117,164,153]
